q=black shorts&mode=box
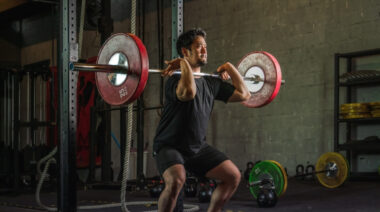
[154,144,229,177]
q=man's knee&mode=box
[169,176,186,190]
[206,160,241,189]
[221,169,241,190]
[229,170,241,188]
[166,179,185,199]
[164,173,186,196]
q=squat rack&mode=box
[58,0,183,211]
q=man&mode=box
[153,28,251,212]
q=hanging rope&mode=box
[120,0,136,211]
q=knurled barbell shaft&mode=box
[151,69,285,84]
[148,68,221,78]
[70,62,285,84]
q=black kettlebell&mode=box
[256,190,267,207]
[244,162,254,181]
[296,164,305,180]
[305,165,315,180]
[256,189,277,207]
[149,181,164,198]
[266,189,277,207]
[184,183,197,197]
[198,183,212,203]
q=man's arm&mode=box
[176,59,196,101]
[162,58,196,101]
[217,62,251,102]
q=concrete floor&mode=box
[1,178,380,212]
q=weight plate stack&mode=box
[340,103,371,119]
[369,102,380,118]
[268,160,288,196]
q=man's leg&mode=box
[205,160,241,212]
[158,164,186,212]
[173,187,184,212]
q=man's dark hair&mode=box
[176,28,206,58]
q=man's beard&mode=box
[197,55,207,66]
[197,59,207,66]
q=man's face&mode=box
[184,35,207,67]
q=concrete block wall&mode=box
[139,0,380,176]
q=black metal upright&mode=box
[13,72,20,192]
[99,0,114,183]
[119,107,126,181]
[136,95,145,186]
[136,0,147,188]
[89,107,96,182]
[333,53,340,153]
[30,70,37,177]
[58,0,77,211]
[101,110,112,182]
[346,57,353,166]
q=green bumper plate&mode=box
[249,160,285,199]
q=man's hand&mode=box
[217,62,251,102]
[162,58,184,77]
[216,62,234,80]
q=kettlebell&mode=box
[149,181,164,198]
[295,164,305,180]
[256,189,277,207]
[256,190,267,207]
[244,162,254,181]
[266,189,277,207]
[305,165,315,180]
[184,183,197,197]
[198,183,212,203]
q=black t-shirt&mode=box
[153,74,235,155]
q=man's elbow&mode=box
[184,90,196,100]
[241,91,251,101]
[177,90,196,101]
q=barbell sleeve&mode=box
[70,63,133,74]
[70,62,284,84]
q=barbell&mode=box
[70,33,284,107]
[248,152,349,204]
